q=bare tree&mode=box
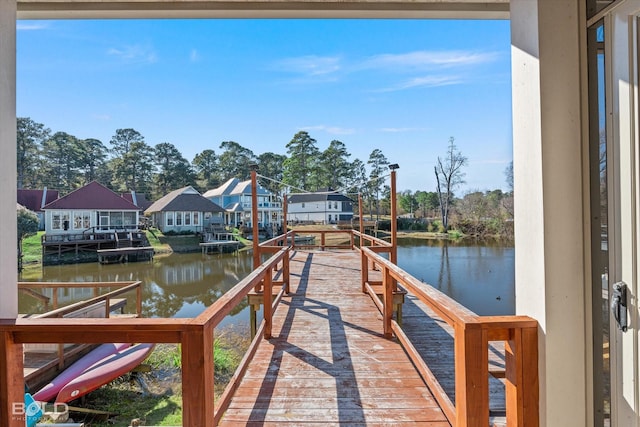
[434,137,467,231]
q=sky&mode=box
[16,19,513,193]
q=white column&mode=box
[0,0,17,318]
[511,1,587,426]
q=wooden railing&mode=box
[19,281,143,373]
[1,230,537,426]
[0,248,290,427]
[360,245,539,427]
[18,281,143,316]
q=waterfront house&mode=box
[3,1,640,426]
[41,181,140,236]
[287,191,354,224]
[17,188,59,230]
[145,186,225,234]
[203,178,283,229]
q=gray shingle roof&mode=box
[145,186,225,214]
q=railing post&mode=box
[283,249,290,294]
[263,268,273,339]
[382,267,393,338]
[136,283,142,316]
[361,250,368,293]
[454,322,488,427]
[506,326,539,427]
[181,324,215,427]
[321,232,325,251]
[0,331,24,427]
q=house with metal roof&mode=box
[145,186,225,233]
[203,178,282,228]
[17,188,59,230]
[41,181,140,236]
[287,191,354,224]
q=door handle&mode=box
[611,281,628,332]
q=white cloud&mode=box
[107,45,157,64]
[300,125,356,136]
[91,114,112,121]
[377,75,464,92]
[16,23,49,31]
[273,55,342,77]
[362,50,500,71]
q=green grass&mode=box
[20,231,44,265]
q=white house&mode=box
[3,1,640,426]
[203,178,282,228]
[287,191,354,224]
[41,181,140,236]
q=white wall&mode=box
[511,0,588,425]
[0,0,17,318]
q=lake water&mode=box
[18,238,514,323]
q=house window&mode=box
[301,203,305,208]
[334,202,338,209]
[193,213,200,225]
[185,212,191,226]
[73,211,91,230]
[123,212,136,226]
[166,212,174,226]
[176,212,183,226]
[51,212,62,230]
[98,212,110,229]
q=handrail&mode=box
[360,245,539,427]
[3,230,538,426]
[1,248,291,427]
[19,281,143,317]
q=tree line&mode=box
[17,117,391,204]
[17,117,513,237]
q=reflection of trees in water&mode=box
[22,252,255,319]
[148,252,254,318]
[437,242,452,294]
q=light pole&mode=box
[388,163,399,275]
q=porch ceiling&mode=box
[17,0,509,19]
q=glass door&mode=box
[588,20,610,427]
[589,4,640,426]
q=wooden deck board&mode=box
[219,250,451,426]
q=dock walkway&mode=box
[220,250,450,426]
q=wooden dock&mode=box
[200,241,241,254]
[96,246,154,263]
[2,228,537,427]
[220,250,450,426]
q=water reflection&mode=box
[396,238,515,315]
[19,251,255,325]
[19,239,515,322]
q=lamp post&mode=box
[388,164,399,278]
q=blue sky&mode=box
[17,19,512,193]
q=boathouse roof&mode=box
[42,181,138,211]
[146,186,225,214]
